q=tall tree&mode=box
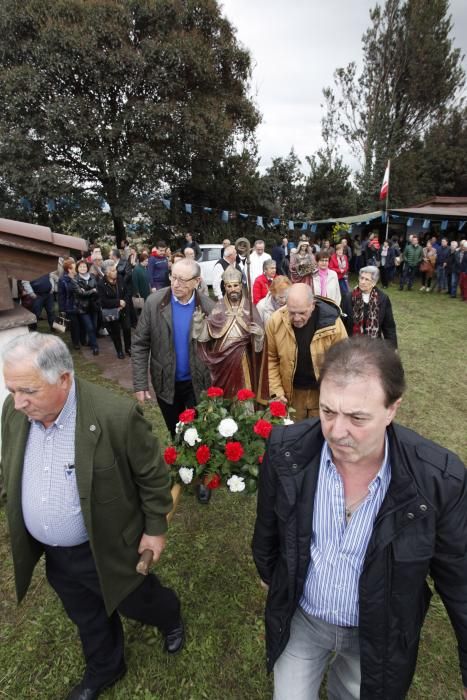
[325,0,464,207]
[304,152,357,220]
[259,149,305,219]
[0,0,259,244]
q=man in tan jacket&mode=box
[266,284,347,420]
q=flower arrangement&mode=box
[163,387,294,494]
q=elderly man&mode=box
[181,232,201,260]
[266,283,347,420]
[132,258,215,438]
[193,267,264,398]
[399,234,423,290]
[253,336,467,700]
[249,239,272,284]
[341,265,398,348]
[253,259,277,305]
[1,333,183,700]
[212,244,239,301]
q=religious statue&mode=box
[192,267,264,397]
[289,241,318,285]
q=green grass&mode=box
[0,285,466,699]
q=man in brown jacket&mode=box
[266,283,347,420]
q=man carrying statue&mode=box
[192,267,264,397]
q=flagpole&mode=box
[384,159,390,241]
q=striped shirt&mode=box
[300,437,391,627]
[21,380,89,547]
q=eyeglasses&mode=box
[170,275,197,285]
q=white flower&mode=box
[175,421,184,435]
[184,427,201,446]
[179,467,194,484]
[218,417,239,438]
[227,475,246,493]
[283,418,294,425]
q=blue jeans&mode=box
[32,293,54,328]
[450,271,459,297]
[436,266,447,291]
[400,264,416,289]
[274,608,360,700]
[78,313,98,350]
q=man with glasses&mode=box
[341,266,398,349]
[132,258,215,438]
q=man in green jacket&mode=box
[1,332,183,700]
[399,234,423,290]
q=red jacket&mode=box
[329,253,349,280]
[253,274,274,304]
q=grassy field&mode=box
[0,284,466,700]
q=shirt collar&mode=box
[171,292,195,306]
[324,433,390,491]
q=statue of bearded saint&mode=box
[192,267,264,398]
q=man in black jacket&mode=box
[252,336,466,700]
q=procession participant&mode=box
[253,336,467,700]
[193,267,264,398]
[1,333,184,700]
[266,283,347,420]
[341,266,398,349]
[132,258,214,438]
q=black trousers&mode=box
[156,380,196,438]
[44,541,180,689]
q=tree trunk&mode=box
[111,210,126,248]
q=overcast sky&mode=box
[220,0,467,174]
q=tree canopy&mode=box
[0,0,259,243]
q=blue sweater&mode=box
[171,295,195,382]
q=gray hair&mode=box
[172,257,200,278]
[102,259,117,275]
[2,332,74,384]
[263,259,276,272]
[360,265,380,283]
[285,284,314,303]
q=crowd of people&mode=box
[4,227,467,700]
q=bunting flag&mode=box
[185,203,192,214]
[406,218,414,227]
[221,210,229,223]
[301,222,308,231]
[459,221,466,231]
[272,218,280,226]
[162,198,171,210]
[239,212,249,220]
[203,206,212,213]
[256,215,264,228]
[441,220,448,231]
[310,224,317,233]
[379,161,390,200]
[288,220,294,230]
[47,198,56,212]
[422,219,431,229]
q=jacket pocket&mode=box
[92,460,122,503]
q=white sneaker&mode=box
[419,286,425,291]
[426,287,431,292]
[98,328,109,337]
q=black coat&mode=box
[341,288,398,349]
[73,274,99,314]
[252,421,467,698]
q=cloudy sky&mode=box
[220,0,467,173]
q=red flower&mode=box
[207,386,224,398]
[196,445,211,465]
[237,388,256,401]
[254,419,273,439]
[179,408,196,423]
[225,441,245,462]
[269,401,287,418]
[164,446,178,465]
[206,473,221,489]
[258,454,264,464]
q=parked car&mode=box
[199,244,224,286]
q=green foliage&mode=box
[259,149,305,218]
[304,151,358,220]
[325,0,465,207]
[0,0,259,243]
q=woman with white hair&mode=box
[341,265,398,348]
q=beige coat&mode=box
[266,298,348,402]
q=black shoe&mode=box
[196,484,211,504]
[125,349,131,357]
[117,352,125,359]
[66,666,127,700]
[164,619,185,654]
[92,348,99,356]
[73,345,81,350]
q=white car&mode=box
[198,244,224,286]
